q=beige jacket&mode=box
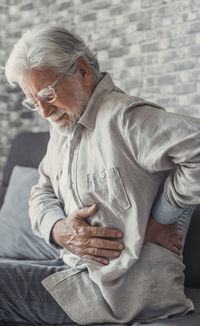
[29,73,199,324]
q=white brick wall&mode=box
[0,0,200,185]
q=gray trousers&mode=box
[0,258,74,324]
[0,207,194,324]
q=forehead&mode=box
[19,68,57,97]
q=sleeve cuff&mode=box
[40,209,66,247]
[152,193,186,224]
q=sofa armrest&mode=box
[183,205,200,287]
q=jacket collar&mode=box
[78,73,115,131]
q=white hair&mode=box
[5,25,101,87]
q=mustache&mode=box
[47,108,67,122]
[47,107,85,130]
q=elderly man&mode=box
[2,25,199,324]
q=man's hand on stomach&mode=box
[51,204,124,265]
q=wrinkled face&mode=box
[19,67,91,135]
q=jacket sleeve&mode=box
[151,191,195,224]
[123,105,200,212]
[29,131,66,246]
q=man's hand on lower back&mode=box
[51,204,124,265]
[144,216,182,255]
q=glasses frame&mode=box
[22,76,61,111]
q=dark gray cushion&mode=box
[183,205,200,287]
[133,312,200,325]
[132,289,200,325]
[0,165,59,260]
[0,132,49,208]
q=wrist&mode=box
[51,219,63,248]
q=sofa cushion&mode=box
[133,289,200,325]
[0,165,59,260]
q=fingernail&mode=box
[88,204,95,209]
[114,252,120,257]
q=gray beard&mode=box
[51,109,84,136]
[48,77,90,136]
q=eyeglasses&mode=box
[22,76,62,111]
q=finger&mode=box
[177,231,182,241]
[87,226,123,239]
[75,204,98,220]
[88,238,124,250]
[84,247,121,258]
[170,246,181,256]
[82,254,109,265]
[175,240,183,250]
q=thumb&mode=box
[77,204,98,219]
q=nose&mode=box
[37,100,55,118]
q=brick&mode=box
[93,1,111,9]
[80,0,94,3]
[20,111,34,119]
[125,79,143,90]
[0,5,8,12]
[0,95,7,102]
[143,87,160,94]
[187,12,198,21]
[190,45,200,56]
[197,82,200,92]
[174,83,196,95]
[145,77,156,87]
[141,0,153,8]
[126,56,144,67]
[109,48,129,58]
[115,15,125,25]
[157,97,177,108]
[191,95,200,104]
[157,75,177,86]
[145,55,158,64]
[141,42,159,53]
[174,60,196,71]
[9,0,21,4]
[81,13,96,22]
[128,12,144,22]
[162,18,172,26]
[129,44,141,55]
[188,22,200,33]
[95,41,110,50]
[137,21,152,31]
[7,31,22,39]
[158,51,178,63]
[20,3,34,11]
[179,95,190,106]
[173,35,195,47]
[179,71,189,82]
[110,7,123,16]
[59,2,72,10]
[98,50,108,61]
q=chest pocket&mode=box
[86,167,130,215]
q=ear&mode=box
[76,58,93,87]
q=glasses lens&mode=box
[38,87,55,103]
[22,98,38,111]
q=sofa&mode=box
[0,131,200,326]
